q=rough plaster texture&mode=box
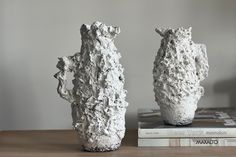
[54,22,128,151]
[153,27,209,125]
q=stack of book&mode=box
[138,108,236,147]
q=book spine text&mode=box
[139,128,236,138]
[138,138,236,147]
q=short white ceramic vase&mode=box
[153,27,209,125]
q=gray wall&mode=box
[1,0,236,130]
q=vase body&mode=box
[54,22,128,151]
[153,27,209,125]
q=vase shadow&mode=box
[122,129,137,147]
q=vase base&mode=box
[82,143,120,152]
[163,120,193,126]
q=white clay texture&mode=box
[153,27,209,125]
[54,21,128,151]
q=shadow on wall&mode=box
[214,77,236,108]
[0,55,40,130]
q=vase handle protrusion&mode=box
[54,56,76,103]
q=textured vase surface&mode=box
[153,27,209,125]
[54,21,128,151]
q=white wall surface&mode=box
[1,0,236,130]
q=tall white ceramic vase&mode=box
[54,22,128,151]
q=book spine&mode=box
[138,138,236,147]
[139,128,236,138]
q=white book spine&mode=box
[139,128,236,138]
[138,138,236,147]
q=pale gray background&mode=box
[1,0,236,130]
